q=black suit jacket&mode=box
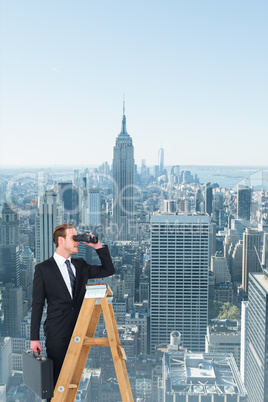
[30,245,115,341]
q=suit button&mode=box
[71,307,74,311]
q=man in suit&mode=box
[30,223,115,393]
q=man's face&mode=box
[61,228,79,254]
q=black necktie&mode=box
[65,260,75,296]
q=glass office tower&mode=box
[150,213,210,353]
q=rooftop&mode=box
[151,212,210,224]
[209,324,240,336]
[252,272,268,293]
[164,352,247,397]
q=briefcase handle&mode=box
[25,348,46,361]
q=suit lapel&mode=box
[49,257,73,300]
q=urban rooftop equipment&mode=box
[163,352,247,400]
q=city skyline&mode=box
[1,155,268,399]
[1,1,268,167]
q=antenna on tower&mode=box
[123,94,125,116]
[254,245,263,269]
[254,245,267,280]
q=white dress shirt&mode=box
[53,252,76,298]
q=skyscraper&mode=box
[237,185,251,221]
[58,182,79,225]
[88,188,101,226]
[150,213,209,352]
[195,189,204,213]
[0,245,20,286]
[231,239,243,282]
[81,175,88,226]
[223,229,239,258]
[204,182,213,215]
[245,272,268,402]
[231,218,246,240]
[158,146,164,175]
[212,192,224,226]
[74,169,79,189]
[2,283,23,336]
[242,228,261,293]
[262,232,268,268]
[112,103,135,240]
[22,246,34,281]
[1,201,19,245]
[35,190,59,264]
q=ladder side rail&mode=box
[108,302,133,398]
[64,304,102,402]
[101,297,134,402]
[52,297,97,402]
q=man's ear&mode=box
[58,236,64,246]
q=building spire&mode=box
[120,96,129,136]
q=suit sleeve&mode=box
[88,245,115,279]
[30,265,46,340]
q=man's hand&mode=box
[31,340,41,354]
[84,233,103,250]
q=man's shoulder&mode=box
[71,257,87,267]
[35,257,55,270]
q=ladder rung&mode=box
[83,337,109,346]
[68,384,78,389]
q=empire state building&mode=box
[112,103,135,240]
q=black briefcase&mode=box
[22,350,54,399]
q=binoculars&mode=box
[73,234,98,244]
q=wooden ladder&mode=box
[51,284,134,402]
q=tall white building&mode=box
[35,190,59,264]
[150,213,210,352]
[112,103,135,240]
[245,272,268,402]
[158,146,164,174]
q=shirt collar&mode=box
[53,252,71,266]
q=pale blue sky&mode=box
[0,0,267,167]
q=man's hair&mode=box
[53,224,75,247]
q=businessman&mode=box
[30,223,115,392]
